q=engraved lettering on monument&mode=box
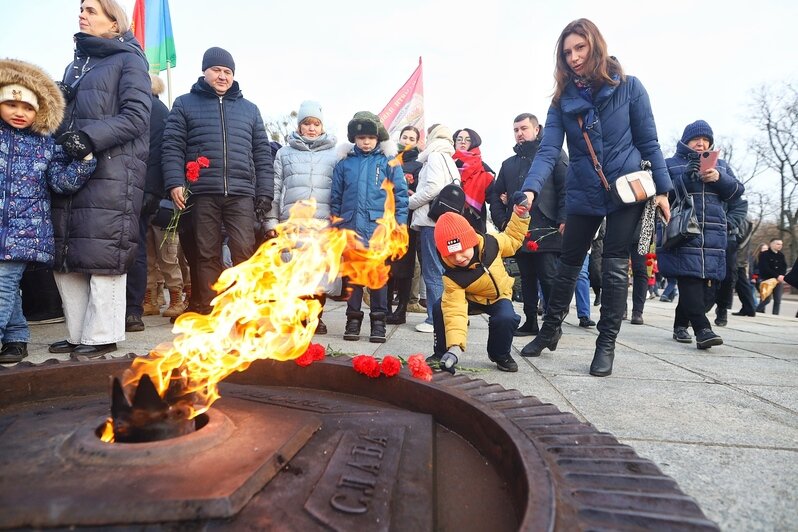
[304,427,405,531]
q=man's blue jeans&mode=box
[0,261,30,344]
[575,255,591,319]
[418,227,444,325]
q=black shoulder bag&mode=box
[661,178,700,250]
[428,160,465,221]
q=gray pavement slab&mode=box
[4,293,797,531]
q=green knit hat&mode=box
[347,111,389,143]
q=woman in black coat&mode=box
[49,0,151,358]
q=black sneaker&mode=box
[125,314,145,332]
[673,327,692,343]
[578,317,596,328]
[490,354,518,372]
[714,311,728,327]
[315,319,328,335]
[696,329,723,350]
[0,342,28,363]
[630,312,644,325]
[425,354,443,367]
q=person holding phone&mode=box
[519,18,672,377]
[656,120,744,348]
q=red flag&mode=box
[132,0,145,47]
[379,57,425,145]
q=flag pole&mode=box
[166,60,173,107]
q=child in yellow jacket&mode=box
[428,199,530,373]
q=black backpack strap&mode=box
[444,235,500,289]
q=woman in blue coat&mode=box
[519,18,672,377]
[49,0,151,359]
[657,120,744,349]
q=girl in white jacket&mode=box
[407,124,460,332]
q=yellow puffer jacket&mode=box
[441,212,528,350]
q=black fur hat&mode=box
[347,111,389,142]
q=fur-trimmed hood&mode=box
[336,139,398,160]
[0,58,64,135]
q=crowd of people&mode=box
[2,4,796,375]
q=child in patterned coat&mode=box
[0,59,96,363]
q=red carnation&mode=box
[407,354,433,382]
[645,259,653,266]
[353,355,381,378]
[380,355,402,377]
[525,231,532,239]
[197,156,210,168]
[526,240,539,251]
[294,350,315,367]
[185,161,200,182]
[306,342,326,361]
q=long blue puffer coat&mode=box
[657,142,744,281]
[1,121,96,265]
[53,30,151,274]
[522,75,672,216]
[161,78,273,199]
[330,142,408,245]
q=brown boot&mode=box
[142,285,160,316]
[163,286,187,318]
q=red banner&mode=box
[378,57,425,144]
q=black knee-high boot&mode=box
[590,258,629,376]
[520,262,582,357]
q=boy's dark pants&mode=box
[432,298,520,359]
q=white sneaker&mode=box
[415,322,434,333]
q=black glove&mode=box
[685,152,701,177]
[141,192,161,218]
[255,196,272,224]
[439,347,461,375]
[511,191,529,207]
[56,131,94,160]
[55,81,74,103]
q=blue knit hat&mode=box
[681,120,714,145]
[202,47,235,74]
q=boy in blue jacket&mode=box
[0,59,96,363]
[331,111,408,343]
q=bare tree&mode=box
[264,111,298,145]
[749,82,798,262]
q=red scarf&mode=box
[452,147,493,210]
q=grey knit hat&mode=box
[202,47,235,74]
[297,100,323,124]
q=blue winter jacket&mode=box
[656,143,744,281]
[161,78,273,199]
[330,144,408,245]
[53,30,151,275]
[522,75,671,216]
[1,121,96,265]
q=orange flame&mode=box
[121,181,407,417]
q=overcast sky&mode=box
[4,0,795,195]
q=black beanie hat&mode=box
[202,47,235,74]
[453,128,482,149]
[680,120,714,146]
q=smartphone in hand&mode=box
[699,150,720,172]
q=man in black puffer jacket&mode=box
[162,47,273,314]
[488,113,568,335]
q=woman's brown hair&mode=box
[552,18,624,103]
